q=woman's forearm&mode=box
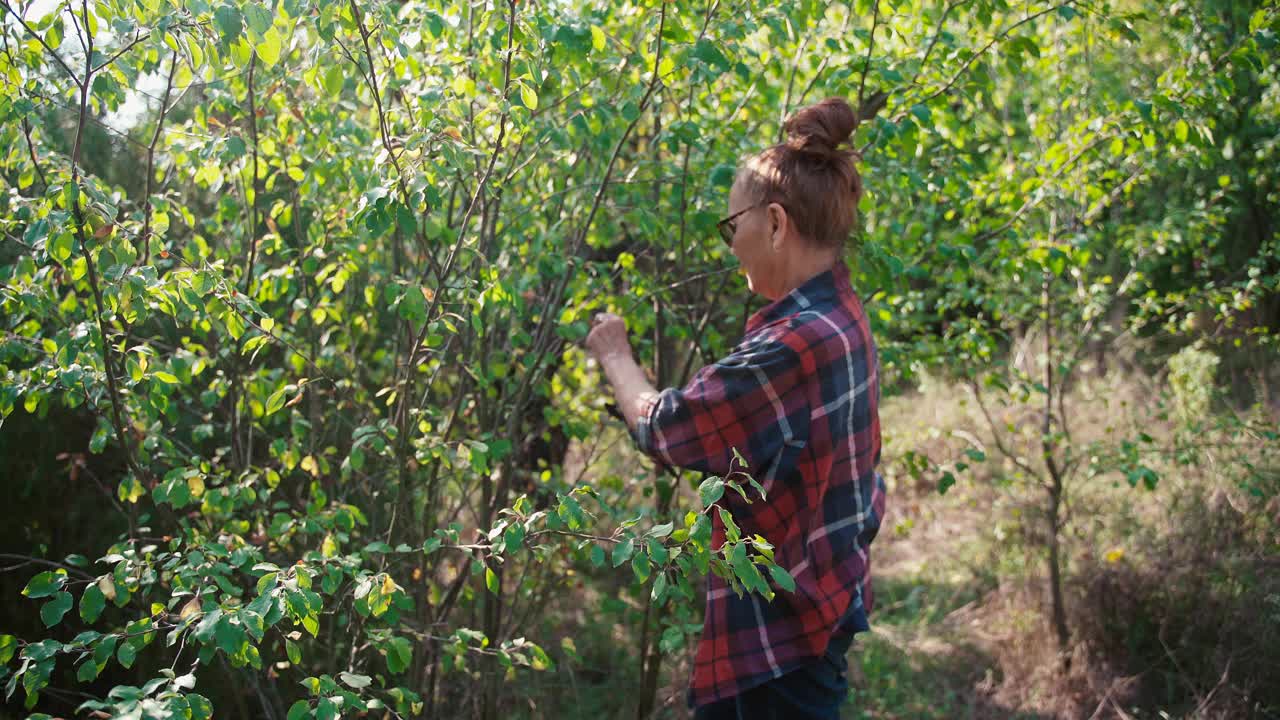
[597,352,659,432]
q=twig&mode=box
[241,54,259,295]
[139,52,180,265]
[91,30,151,74]
[857,0,881,109]
[907,0,972,89]
[919,1,1081,106]
[0,554,95,580]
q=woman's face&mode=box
[726,181,786,300]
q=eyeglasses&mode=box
[716,202,764,247]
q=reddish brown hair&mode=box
[735,97,864,250]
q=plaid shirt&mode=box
[632,260,885,709]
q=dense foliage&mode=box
[1,0,1276,717]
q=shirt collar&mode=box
[745,259,851,333]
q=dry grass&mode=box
[861,353,1280,720]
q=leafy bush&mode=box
[1,0,1277,717]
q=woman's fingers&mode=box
[592,311,621,327]
[585,313,631,360]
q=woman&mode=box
[585,97,885,720]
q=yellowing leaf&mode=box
[519,83,538,111]
[590,25,606,52]
[98,576,117,602]
[256,27,282,67]
[180,596,201,621]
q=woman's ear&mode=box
[767,202,787,250]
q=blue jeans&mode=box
[692,630,855,720]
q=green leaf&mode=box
[323,65,344,98]
[214,4,243,43]
[195,608,223,643]
[76,658,100,682]
[287,700,310,720]
[117,640,138,668]
[243,2,272,34]
[647,522,673,539]
[692,38,730,74]
[338,671,372,689]
[718,507,741,542]
[40,591,73,627]
[631,551,650,583]
[0,634,17,665]
[659,626,684,653]
[23,570,67,599]
[698,477,725,508]
[646,538,669,565]
[189,694,214,720]
[215,617,244,656]
[94,635,119,665]
[265,385,288,416]
[79,584,106,623]
[651,572,667,602]
[485,567,499,595]
[611,537,635,567]
[385,635,412,673]
[286,638,301,665]
[938,471,956,494]
[769,564,796,593]
[49,233,73,264]
[154,371,180,384]
[504,523,525,550]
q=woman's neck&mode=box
[772,247,840,300]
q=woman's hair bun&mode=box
[782,98,858,158]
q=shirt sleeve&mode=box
[631,330,809,477]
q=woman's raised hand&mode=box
[585,312,633,363]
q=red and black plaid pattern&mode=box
[633,260,886,709]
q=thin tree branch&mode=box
[139,51,179,265]
[919,1,1081,106]
[241,53,259,295]
[91,30,151,74]
[857,0,881,109]
[67,0,145,482]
